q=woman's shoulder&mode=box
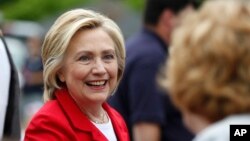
[24,100,76,140]
[35,100,61,115]
[27,100,68,127]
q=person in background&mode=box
[0,30,20,140]
[24,9,129,141]
[159,0,250,141]
[23,35,44,93]
[108,0,197,141]
[22,32,44,127]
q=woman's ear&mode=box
[57,70,65,82]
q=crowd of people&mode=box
[1,0,250,141]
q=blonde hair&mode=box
[42,9,125,101]
[159,0,250,122]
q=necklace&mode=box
[79,106,108,124]
[70,95,108,124]
[85,110,108,124]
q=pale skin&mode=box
[182,109,211,134]
[133,123,161,141]
[58,27,118,121]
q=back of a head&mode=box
[161,0,250,122]
[143,0,196,25]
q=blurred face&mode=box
[58,28,118,105]
[26,37,42,57]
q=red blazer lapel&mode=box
[55,88,108,141]
[103,103,130,141]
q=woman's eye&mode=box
[79,56,90,62]
[103,54,114,60]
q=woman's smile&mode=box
[58,27,118,104]
[85,80,108,90]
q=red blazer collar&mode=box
[55,88,107,140]
[55,88,128,141]
[103,101,129,140]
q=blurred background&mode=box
[0,0,144,138]
[0,0,205,139]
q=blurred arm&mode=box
[133,122,161,141]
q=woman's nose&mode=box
[92,59,106,74]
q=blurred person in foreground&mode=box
[24,9,129,141]
[109,0,197,141]
[159,0,250,141]
[0,30,20,140]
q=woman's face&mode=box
[59,28,118,105]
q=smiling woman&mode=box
[24,9,129,141]
[57,28,118,108]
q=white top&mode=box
[0,38,11,140]
[193,114,250,141]
[92,115,117,141]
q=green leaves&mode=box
[0,0,90,21]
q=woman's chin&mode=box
[89,93,109,103]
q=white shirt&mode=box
[0,38,11,140]
[193,114,250,141]
[92,116,117,141]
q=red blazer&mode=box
[24,88,130,141]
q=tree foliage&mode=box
[123,0,144,11]
[0,0,205,21]
[0,0,92,21]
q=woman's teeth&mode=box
[87,81,105,86]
